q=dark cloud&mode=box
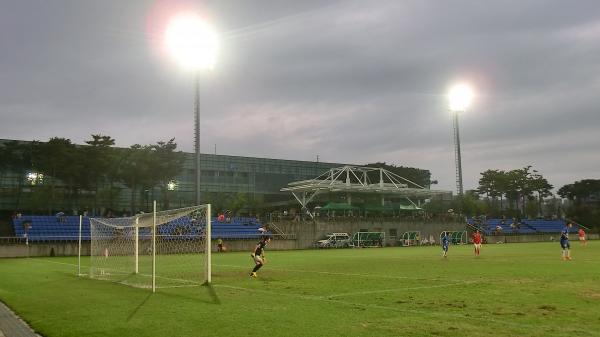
[1,0,599,193]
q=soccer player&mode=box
[472,230,482,256]
[250,236,271,277]
[578,228,587,247]
[560,223,573,260]
[441,232,450,258]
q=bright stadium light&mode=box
[448,83,474,112]
[447,82,474,197]
[26,172,43,185]
[167,180,178,191]
[165,13,218,70]
[164,12,219,205]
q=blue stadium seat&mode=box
[469,218,577,235]
[13,215,265,241]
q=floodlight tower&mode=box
[165,13,218,204]
[448,84,473,196]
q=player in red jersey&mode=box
[578,228,587,247]
[472,230,482,256]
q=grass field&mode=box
[1,242,600,337]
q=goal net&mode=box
[440,230,468,245]
[89,204,211,292]
[351,231,385,247]
[401,231,421,246]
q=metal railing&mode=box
[565,218,591,231]
[0,236,26,244]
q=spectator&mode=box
[258,223,270,236]
[578,228,587,247]
[217,238,225,252]
[55,211,66,223]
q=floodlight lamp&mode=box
[26,172,43,185]
[167,180,178,191]
[165,13,219,70]
[448,84,474,112]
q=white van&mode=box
[316,233,351,248]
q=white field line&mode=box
[213,284,534,329]
[154,284,201,289]
[214,263,450,282]
[28,258,82,268]
[29,258,476,295]
[326,281,476,299]
[28,258,201,287]
[23,258,551,330]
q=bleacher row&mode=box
[467,218,579,235]
[12,216,267,242]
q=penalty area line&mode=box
[214,263,450,282]
[326,280,477,299]
[213,284,534,329]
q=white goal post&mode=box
[401,231,421,246]
[440,230,468,245]
[87,202,211,292]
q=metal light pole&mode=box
[452,111,464,196]
[164,13,218,206]
[448,83,473,197]
[194,73,201,204]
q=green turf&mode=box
[1,242,600,337]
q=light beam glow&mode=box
[448,83,474,112]
[165,13,218,70]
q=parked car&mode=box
[315,233,351,248]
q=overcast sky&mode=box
[1,0,599,193]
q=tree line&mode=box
[422,165,599,229]
[558,179,600,229]
[476,166,553,215]
[0,135,184,215]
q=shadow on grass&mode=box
[150,283,222,306]
[126,292,152,322]
[203,283,221,305]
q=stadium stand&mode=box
[467,218,578,235]
[12,215,266,241]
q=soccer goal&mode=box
[351,231,385,247]
[401,231,421,246]
[87,203,211,292]
[440,230,468,245]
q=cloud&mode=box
[1,0,599,194]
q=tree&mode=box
[118,145,152,213]
[80,135,116,212]
[116,140,185,213]
[558,179,600,230]
[0,140,37,211]
[529,171,553,217]
[477,166,553,217]
[148,139,185,209]
[35,138,78,213]
[477,169,505,211]
[558,179,600,204]
[364,162,432,188]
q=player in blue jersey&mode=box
[441,231,450,258]
[560,223,573,261]
[250,236,271,277]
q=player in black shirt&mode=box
[250,236,271,277]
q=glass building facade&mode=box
[176,153,344,205]
[0,139,344,213]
